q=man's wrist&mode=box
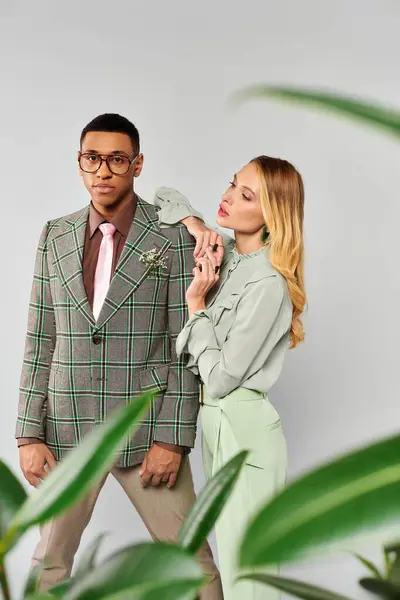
[17,437,44,448]
[154,441,185,455]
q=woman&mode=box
[155,156,306,600]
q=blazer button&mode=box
[92,335,102,345]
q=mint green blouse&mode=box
[154,187,293,399]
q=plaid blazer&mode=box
[16,197,199,467]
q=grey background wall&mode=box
[1,1,399,597]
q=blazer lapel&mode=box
[50,206,96,327]
[95,198,171,330]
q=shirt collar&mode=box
[88,196,136,238]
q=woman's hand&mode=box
[181,217,224,265]
[186,249,220,316]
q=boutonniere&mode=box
[139,248,168,272]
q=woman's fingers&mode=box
[204,258,214,281]
[205,247,217,270]
[199,231,211,257]
[215,234,224,265]
[196,257,217,284]
[193,231,224,266]
[204,233,224,266]
[192,265,202,279]
[209,231,218,251]
[194,234,205,258]
[205,248,221,277]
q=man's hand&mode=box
[139,444,182,489]
[19,443,57,487]
[181,217,224,265]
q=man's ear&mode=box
[77,151,83,177]
[133,153,144,178]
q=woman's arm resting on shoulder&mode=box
[153,187,234,264]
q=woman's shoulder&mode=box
[242,248,279,282]
[243,252,291,303]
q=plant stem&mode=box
[0,558,11,600]
[384,549,392,578]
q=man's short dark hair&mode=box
[80,113,140,155]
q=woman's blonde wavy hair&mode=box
[251,156,306,348]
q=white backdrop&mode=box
[1,1,400,597]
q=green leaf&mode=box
[0,461,27,540]
[351,552,383,579]
[9,392,153,540]
[232,85,400,138]
[74,533,107,579]
[238,573,353,600]
[178,450,248,553]
[99,579,203,600]
[63,542,204,600]
[390,555,400,586]
[47,580,72,597]
[384,542,400,580]
[385,549,393,580]
[29,586,200,600]
[239,433,400,567]
[385,542,400,555]
[0,558,11,600]
[45,534,107,597]
[359,577,400,600]
[22,565,43,598]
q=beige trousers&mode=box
[32,457,223,600]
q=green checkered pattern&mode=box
[16,198,199,467]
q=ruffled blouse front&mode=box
[154,187,293,399]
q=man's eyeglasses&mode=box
[78,152,139,176]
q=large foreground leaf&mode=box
[0,461,27,541]
[239,573,353,600]
[47,580,71,597]
[359,577,400,600]
[63,542,205,600]
[9,393,153,542]
[232,85,400,138]
[240,434,400,567]
[74,532,108,579]
[46,535,108,598]
[178,450,248,553]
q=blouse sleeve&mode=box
[153,187,235,252]
[153,187,205,228]
[176,275,287,398]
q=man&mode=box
[16,113,222,598]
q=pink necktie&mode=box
[93,223,116,321]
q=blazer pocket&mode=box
[134,278,169,307]
[139,364,170,393]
